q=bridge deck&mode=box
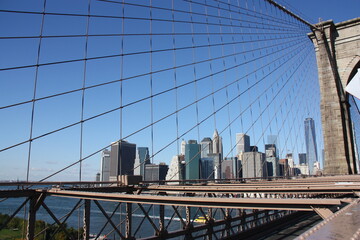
[297,199,360,239]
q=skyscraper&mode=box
[265,144,277,157]
[279,159,289,177]
[250,146,258,152]
[265,144,278,177]
[212,129,223,156]
[134,147,150,177]
[286,153,294,176]
[236,133,250,154]
[208,153,221,179]
[200,158,214,180]
[242,151,266,178]
[181,139,186,155]
[295,164,309,176]
[267,135,278,145]
[144,163,169,182]
[166,155,185,182]
[96,173,100,182]
[286,153,294,168]
[200,137,213,158]
[110,140,136,178]
[212,130,223,179]
[298,153,307,165]
[100,149,111,182]
[305,118,318,175]
[267,135,279,158]
[185,140,201,180]
[221,157,238,179]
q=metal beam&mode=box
[0,198,29,231]
[312,207,334,219]
[137,203,159,233]
[42,202,74,240]
[93,200,125,239]
[126,203,133,239]
[46,190,343,211]
[144,209,290,240]
[158,205,166,237]
[0,189,36,198]
[299,199,360,239]
[83,199,91,240]
[27,197,36,240]
[144,183,360,194]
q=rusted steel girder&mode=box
[144,183,360,194]
[0,189,36,198]
[46,189,343,211]
[27,197,36,240]
[144,209,291,240]
[83,199,91,240]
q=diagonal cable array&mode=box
[0,0,322,181]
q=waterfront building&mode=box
[144,163,169,182]
[100,149,111,182]
[110,140,136,177]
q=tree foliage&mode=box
[0,213,83,240]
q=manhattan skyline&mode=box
[2,0,357,181]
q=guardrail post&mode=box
[27,197,36,240]
[83,199,91,240]
[126,203,133,239]
[158,204,167,237]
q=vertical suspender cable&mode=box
[26,0,47,182]
[79,0,91,182]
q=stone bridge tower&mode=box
[308,18,360,175]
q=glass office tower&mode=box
[305,118,318,175]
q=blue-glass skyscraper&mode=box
[134,147,150,177]
[305,118,318,175]
[200,158,214,180]
[185,140,201,180]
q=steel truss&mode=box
[1,175,360,239]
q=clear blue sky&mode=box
[279,0,359,24]
[0,0,357,181]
